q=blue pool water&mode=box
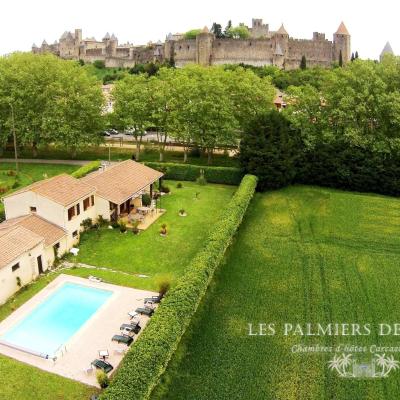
[1,282,112,357]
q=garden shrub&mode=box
[142,193,151,206]
[144,162,243,185]
[71,160,101,179]
[96,370,110,388]
[101,174,257,400]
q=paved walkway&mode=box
[0,158,89,166]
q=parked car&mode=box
[102,131,111,137]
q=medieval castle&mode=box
[32,19,351,69]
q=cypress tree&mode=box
[339,50,343,67]
[300,55,307,70]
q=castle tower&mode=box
[273,43,285,68]
[164,33,175,64]
[196,26,214,66]
[109,34,118,57]
[380,42,394,61]
[74,29,82,59]
[333,22,351,64]
[273,24,289,67]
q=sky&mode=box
[0,0,398,60]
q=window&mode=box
[68,206,75,221]
[11,263,20,272]
[76,203,80,216]
[83,197,90,211]
[30,206,37,212]
[91,195,95,206]
[72,230,78,238]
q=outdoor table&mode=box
[137,206,150,214]
[99,349,109,360]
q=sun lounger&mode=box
[112,334,134,345]
[88,275,102,283]
[135,306,154,316]
[144,294,163,304]
[91,359,113,373]
[120,323,141,334]
[128,311,140,321]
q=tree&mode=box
[300,55,307,70]
[184,29,202,39]
[0,53,104,157]
[224,20,232,37]
[339,50,343,67]
[93,60,105,69]
[351,52,355,62]
[211,23,223,38]
[240,110,301,190]
[227,24,250,39]
[355,51,359,59]
[112,74,154,160]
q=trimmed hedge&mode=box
[101,174,258,400]
[71,160,101,179]
[144,162,243,185]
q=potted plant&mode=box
[132,220,140,235]
[119,220,127,233]
[179,209,187,217]
[160,223,167,237]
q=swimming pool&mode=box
[0,282,113,358]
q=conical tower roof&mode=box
[277,24,288,35]
[103,32,110,40]
[202,26,210,33]
[381,41,394,57]
[335,22,349,35]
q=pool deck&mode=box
[0,274,158,387]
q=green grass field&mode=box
[153,186,400,400]
[71,181,236,290]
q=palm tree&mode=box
[382,355,399,377]
[375,353,388,377]
[339,353,353,377]
[328,354,342,376]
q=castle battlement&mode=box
[32,19,350,70]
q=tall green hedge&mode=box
[101,174,258,400]
[144,162,243,185]
[71,160,101,179]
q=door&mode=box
[37,255,44,274]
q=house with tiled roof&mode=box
[0,161,163,304]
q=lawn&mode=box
[152,186,400,400]
[0,162,79,215]
[70,181,236,290]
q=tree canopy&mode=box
[0,53,105,156]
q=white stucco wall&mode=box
[3,192,35,219]
[95,196,111,221]
[0,242,48,305]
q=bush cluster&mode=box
[144,162,243,185]
[101,174,257,400]
[71,160,101,179]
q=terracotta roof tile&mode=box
[335,22,349,35]
[5,174,95,206]
[0,226,43,269]
[0,214,66,246]
[81,160,163,204]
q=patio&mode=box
[120,206,166,230]
[0,274,157,387]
